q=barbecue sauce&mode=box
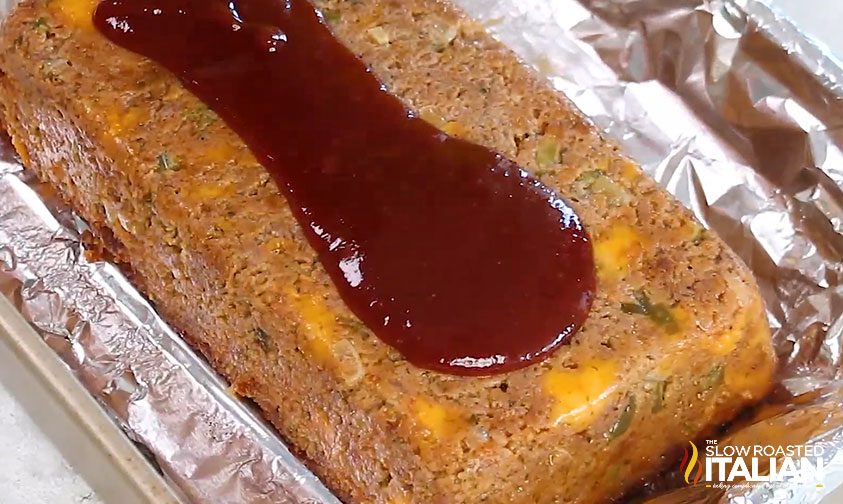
[94,0,595,375]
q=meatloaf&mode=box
[0,0,776,502]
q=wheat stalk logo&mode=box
[680,441,703,485]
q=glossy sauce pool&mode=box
[94,0,595,375]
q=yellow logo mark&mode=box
[680,441,703,485]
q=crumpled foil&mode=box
[0,163,342,503]
[1,0,842,502]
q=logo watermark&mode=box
[679,440,826,490]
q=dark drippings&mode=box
[94,0,595,375]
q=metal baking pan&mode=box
[0,296,181,504]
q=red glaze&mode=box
[94,0,595,375]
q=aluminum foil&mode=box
[1,0,843,502]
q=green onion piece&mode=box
[590,175,632,207]
[649,304,679,333]
[367,26,390,45]
[322,9,341,25]
[575,169,603,186]
[606,464,622,481]
[622,290,679,333]
[704,365,725,390]
[536,135,563,169]
[431,23,458,52]
[608,395,637,440]
[646,379,668,412]
[620,302,647,315]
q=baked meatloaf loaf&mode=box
[0,0,776,501]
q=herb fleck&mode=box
[606,464,622,481]
[691,226,706,245]
[156,152,181,172]
[337,315,368,334]
[186,105,217,130]
[254,327,270,351]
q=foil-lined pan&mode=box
[1,0,843,502]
